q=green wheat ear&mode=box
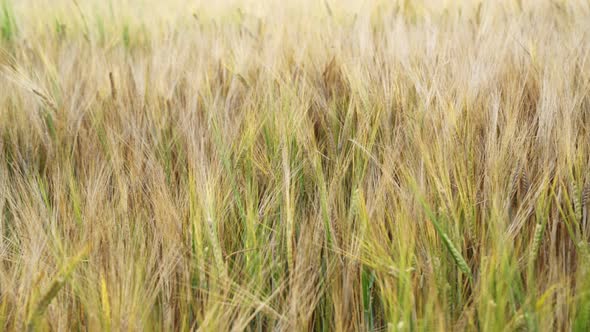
[529,180,552,267]
[26,245,91,331]
[1,0,16,42]
[573,182,582,223]
[122,25,130,49]
[434,220,473,280]
[409,179,472,280]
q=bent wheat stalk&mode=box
[26,245,91,331]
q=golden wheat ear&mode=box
[100,275,111,332]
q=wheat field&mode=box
[0,0,589,330]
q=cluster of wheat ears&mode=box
[0,0,590,331]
